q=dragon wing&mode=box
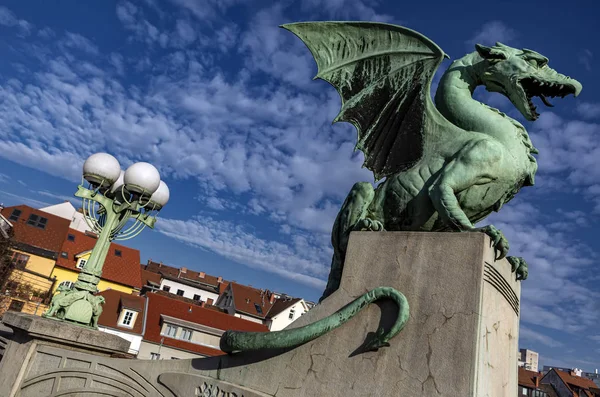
[282,22,449,181]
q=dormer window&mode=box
[254,303,263,315]
[119,309,136,328]
[76,258,87,269]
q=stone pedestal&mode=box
[164,231,521,396]
[0,312,131,397]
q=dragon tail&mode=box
[220,286,409,354]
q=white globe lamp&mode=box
[149,181,170,210]
[83,153,121,189]
[123,162,161,196]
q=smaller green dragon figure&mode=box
[220,21,583,354]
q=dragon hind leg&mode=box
[321,182,381,302]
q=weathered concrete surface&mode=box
[2,312,131,355]
[0,232,520,397]
[172,231,521,397]
[0,312,131,397]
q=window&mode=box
[180,328,193,341]
[120,310,135,327]
[10,252,29,269]
[26,214,47,229]
[58,281,74,290]
[114,249,122,257]
[67,234,75,242]
[254,303,263,315]
[61,252,68,258]
[288,309,295,320]
[8,209,21,222]
[162,285,171,292]
[176,289,184,296]
[521,387,527,395]
[8,300,25,312]
[193,294,201,301]
[150,352,161,360]
[76,259,87,269]
[165,324,178,337]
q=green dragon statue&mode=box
[219,21,582,354]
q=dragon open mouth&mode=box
[520,77,578,120]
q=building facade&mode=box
[0,205,69,316]
[51,228,142,294]
[519,348,540,372]
[137,292,267,360]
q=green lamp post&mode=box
[43,153,170,329]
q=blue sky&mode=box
[0,0,599,371]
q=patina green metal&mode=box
[219,21,583,353]
[277,21,581,301]
[43,184,158,329]
[220,287,409,353]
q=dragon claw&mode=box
[471,225,509,260]
[507,256,528,280]
[355,218,385,232]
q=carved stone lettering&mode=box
[197,381,242,397]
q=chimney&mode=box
[269,293,276,304]
[534,376,539,388]
[207,298,214,305]
[199,272,205,278]
[181,267,187,274]
[217,276,222,283]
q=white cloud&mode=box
[466,21,517,49]
[300,0,395,22]
[0,6,32,36]
[579,49,593,72]
[62,32,100,55]
[520,326,564,348]
[156,216,328,289]
[36,190,80,207]
[576,102,600,120]
[0,189,51,209]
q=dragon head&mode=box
[476,42,582,121]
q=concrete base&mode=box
[162,231,521,397]
[0,232,521,397]
[0,312,131,397]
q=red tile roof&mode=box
[143,292,267,356]
[97,289,145,335]
[0,205,71,257]
[519,367,542,389]
[144,260,179,277]
[55,228,142,289]
[229,282,275,319]
[266,297,301,318]
[141,268,162,287]
[144,260,226,288]
[550,369,599,397]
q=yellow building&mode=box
[51,229,142,295]
[0,205,70,316]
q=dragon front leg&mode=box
[429,139,509,260]
[322,182,382,302]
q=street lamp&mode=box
[43,153,169,328]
